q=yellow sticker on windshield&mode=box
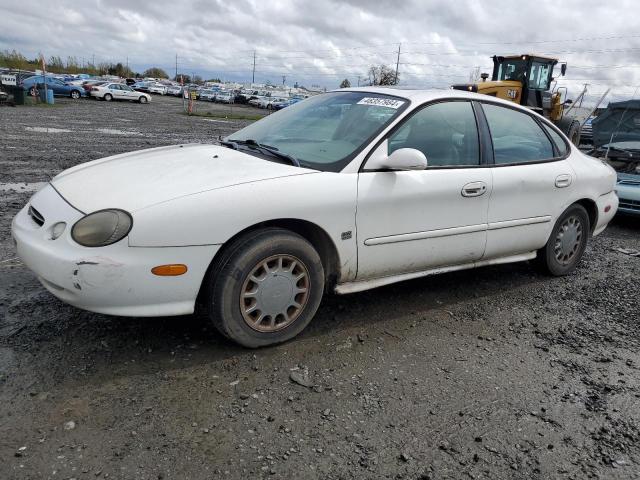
[357,97,405,109]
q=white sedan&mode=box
[12,88,618,347]
[90,83,151,103]
[147,83,167,95]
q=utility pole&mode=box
[252,50,256,85]
[92,54,95,68]
[282,75,286,86]
[357,75,361,87]
[394,43,401,85]
[126,56,129,73]
[175,53,178,80]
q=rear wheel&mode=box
[29,87,37,96]
[538,204,590,276]
[103,93,113,102]
[204,228,325,348]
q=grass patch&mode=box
[182,110,264,121]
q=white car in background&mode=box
[215,91,234,103]
[147,83,167,95]
[12,88,617,348]
[166,85,183,96]
[90,83,151,103]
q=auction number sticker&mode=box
[357,97,405,109]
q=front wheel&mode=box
[204,228,325,348]
[139,96,148,104]
[538,204,590,276]
[70,90,81,99]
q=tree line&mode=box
[0,49,217,83]
[2,49,398,87]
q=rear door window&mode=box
[482,103,554,164]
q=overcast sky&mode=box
[1,0,639,103]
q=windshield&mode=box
[227,91,408,171]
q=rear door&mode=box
[479,102,575,259]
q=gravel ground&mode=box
[1,96,639,480]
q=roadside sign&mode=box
[1,75,16,86]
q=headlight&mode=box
[71,209,132,247]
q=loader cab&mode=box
[492,54,560,114]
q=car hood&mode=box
[51,144,316,213]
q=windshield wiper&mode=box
[219,136,239,150]
[235,139,301,167]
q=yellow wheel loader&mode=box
[453,54,581,145]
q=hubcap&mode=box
[240,254,310,332]
[554,215,583,265]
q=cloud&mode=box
[1,0,639,103]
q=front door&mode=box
[356,100,492,280]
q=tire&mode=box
[103,93,113,102]
[29,87,37,96]
[556,117,581,146]
[139,96,148,104]
[70,90,81,99]
[204,228,325,348]
[537,204,590,276]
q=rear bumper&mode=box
[12,184,219,317]
[593,190,619,235]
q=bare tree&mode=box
[367,64,398,86]
[339,78,351,88]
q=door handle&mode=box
[461,181,488,197]
[555,174,572,188]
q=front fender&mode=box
[128,173,359,281]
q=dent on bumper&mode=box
[12,185,220,317]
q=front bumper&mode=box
[11,184,219,317]
[615,179,640,216]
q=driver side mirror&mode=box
[366,145,428,171]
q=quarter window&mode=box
[388,101,480,167]
[541,123,569,156]
[483,104,554,164]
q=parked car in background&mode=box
[132,82,151,93]
[248,96,265,107]
[199,89,218,101]
[581,116,595,145]
[215,91,234,103]
[147,83,167,95]
[166,85,183,96]
[82,80,108,94]
[12,88,618,348]
[272,98,301,110]
[125,78,137,86]
[90,83,151,103]
[22,75,86,99]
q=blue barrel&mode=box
[39,88,54,104]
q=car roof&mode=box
[335,86,538,113]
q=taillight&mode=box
[91,87,99,91]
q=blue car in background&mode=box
[22,75,86,99]
[616,172,640,216]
